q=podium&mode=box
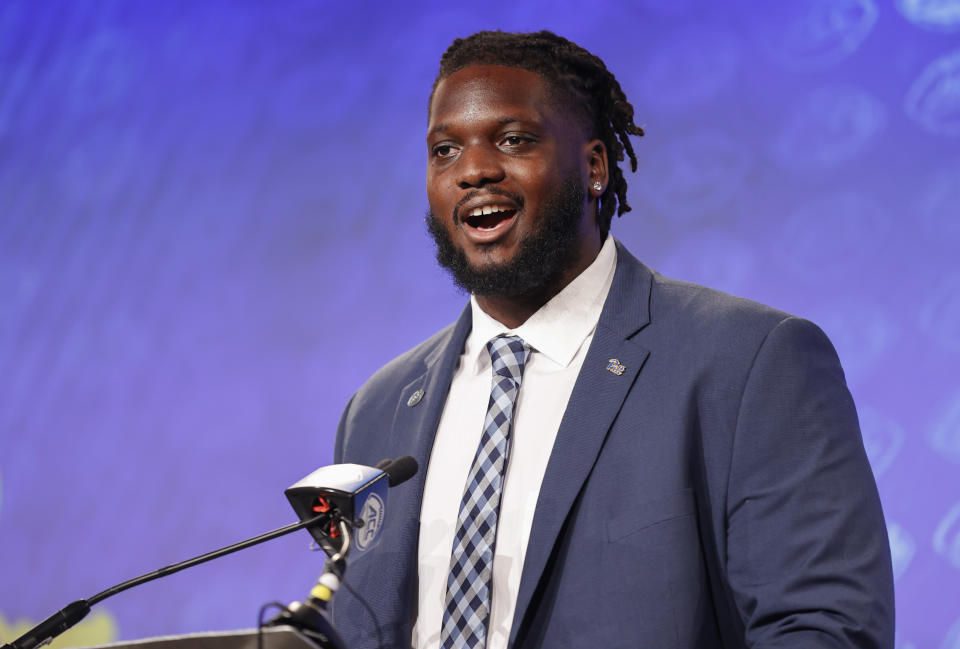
[80,627,328,649]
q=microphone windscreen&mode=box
[375,458,392,469]
[383,456,418,487]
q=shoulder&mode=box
[613,244,836,375]
[613,239,793,332]
[661,273,839,380]
[615,242,792,330]
[351,320,459,409]
[334,317,465,463]
[650,272,792,337]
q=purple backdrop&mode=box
[1,1,958,648]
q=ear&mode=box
[584,139,608,198]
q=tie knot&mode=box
[487,335,529,382]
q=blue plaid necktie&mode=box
[440,335,530,649]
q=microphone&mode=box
[378,456,418,486]
[266,457,418,647]
[284,456,418,558]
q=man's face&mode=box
[425,64,605,298]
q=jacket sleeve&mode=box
[723,316,895,648]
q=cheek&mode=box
[426,187,446,216]
[425,175,446,210]
[514,165,571,203]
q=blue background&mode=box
[1,1,959,648]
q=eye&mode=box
[431,143,459,159]
[498,133,538,152]
[501,134,533,147]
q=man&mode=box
[330,31,894,649]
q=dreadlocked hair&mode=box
[432,30,645,238]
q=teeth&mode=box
[468,204,512,217]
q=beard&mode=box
[425,179,586,299]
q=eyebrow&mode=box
[427,116,534,138]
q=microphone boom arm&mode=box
[3,456,418,649]
[2,513,328,649]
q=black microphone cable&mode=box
[257,602,293,649]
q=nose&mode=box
[456,143,505,189]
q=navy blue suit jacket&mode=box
[331,241,894,649]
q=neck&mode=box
[474,294,544,330]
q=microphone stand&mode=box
[2,513,329,649]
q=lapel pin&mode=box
[606,358,626,376]
[407,388,425,407]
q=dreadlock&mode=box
[432,30,645,238]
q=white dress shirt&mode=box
[413,235,618,649]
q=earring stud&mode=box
[593,181,603,191]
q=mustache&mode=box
[452,188,525,225]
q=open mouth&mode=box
[464,205,518,231]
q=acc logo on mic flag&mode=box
[355,492,385,551]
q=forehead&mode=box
[428,64,582,134]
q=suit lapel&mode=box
[510,242,653,645]
[377,305,472,636]
[390,306,472,481]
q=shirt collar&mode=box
[465,235,618,373]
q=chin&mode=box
[425,178,587,298]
